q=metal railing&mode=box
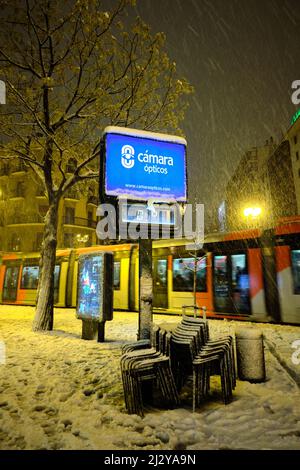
[11,162,27,173]
[63,216,96,228]
[6,213,44,225]
[64,189,80,200]
[87,195,98,205]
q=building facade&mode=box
[0,161,98,252]
[225,114,300,231]
[225,140,276,231]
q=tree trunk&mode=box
[32,199,59,331]
[193,253,197,309]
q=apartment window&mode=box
[34,232,43,251]
[298,168,300,178]
[15,181,25,197]
[39,205,48,217]
[9,233,21,251]
[294,135,298,145]
[64,206,75,224]
[296,151,299,161]
[87,210,93,227]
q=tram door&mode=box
[3,265,20,302]
[213,253,250,314]
[153,258,168,309]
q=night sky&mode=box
[134,0,300,217]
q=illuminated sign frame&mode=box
[101,126,188,203]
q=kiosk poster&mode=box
[77,254,102,321]
[76,252,114,322]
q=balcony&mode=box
[11,161,27,174]
[87,195,98,205]
[63,216,96,229]
[6,213,44,225]
[64,189,80,200]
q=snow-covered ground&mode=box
[0,305,300,450]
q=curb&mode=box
[264,338,300,388]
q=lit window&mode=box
[114,261,121,290]
[21,266,39,289]
[173,257,207,292]
[291,250,300,295]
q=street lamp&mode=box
[243,206,263,229]
[76,233,89,244]
[243,207,262,219]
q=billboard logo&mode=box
[291,80,300,105]
[121,144,135,169]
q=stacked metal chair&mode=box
[171,315,236,411]
[121,325,180,417]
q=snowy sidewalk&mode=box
[0,305,300,450]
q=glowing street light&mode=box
[76,233,89,244]
[243,207,262,218]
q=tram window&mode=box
[214,256,228,284]
[3,266,19,301]
[53,265,60,303]
[114,261,121,290]
[21,266,39,289]
[21,265,60,290]
[172,257,206,292]
[231,254,248,290]
[291,250,300,294]
[54,265,60,287]
[154,259,167,288]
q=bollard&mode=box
[235,328,266,382]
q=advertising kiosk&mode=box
[76,251,114,342]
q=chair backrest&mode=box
[182,317,210,341]
[150,324,161,350]
[158,328,167,354]
[165,332,172,357]
[171,331,196,363]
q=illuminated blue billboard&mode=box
[104,127,187,201]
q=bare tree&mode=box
[0,0,192,331]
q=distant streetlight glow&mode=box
[76,233,89,244]
[243,207,262,218]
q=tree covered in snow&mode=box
[0,0,193,331]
